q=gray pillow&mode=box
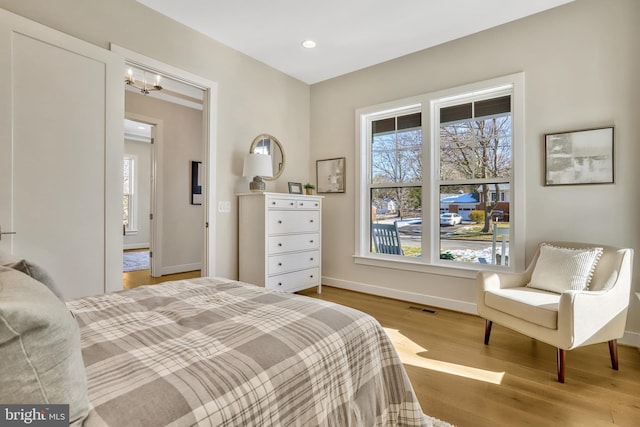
[0,267,88,425]
[5,259,64,300]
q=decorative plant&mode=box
[304,182,316,195]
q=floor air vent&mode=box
[408,306,437,314]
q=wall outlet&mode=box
[218,201,231,213]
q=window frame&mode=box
[354,73,525,278]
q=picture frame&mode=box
[288,182,303,194]
[544,126,614,186]
[191,161,203,205]
[316,157,345,193]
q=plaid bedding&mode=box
[67,277,436,426]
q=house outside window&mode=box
[123,155,136,233]
[355,74,524,275]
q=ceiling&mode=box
[137,0,574,84]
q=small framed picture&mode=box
[191,161,203,205]
[544,126,614,186]
[288,182,303,194]
[316,157,345,193]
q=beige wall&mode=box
[310,0,640,343]
[0,0,312,279]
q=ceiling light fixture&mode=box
[125,69,163,95]
[301,40,317,49]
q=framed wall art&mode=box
[544,126,614,186]
[191,161,203,205]
[316,157,345,193]
[288,182,302,194]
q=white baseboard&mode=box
[123,243,149,250]
[621,330,640,349]
[161,263,201,276]
[322,275,640,348]
[321,275,477,314]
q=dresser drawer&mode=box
[268,210,319,234]
[268,233,319,254]
[267,267,320,292]
[267,198,298,209]
[268,250,320,275]
[296,199,320,209]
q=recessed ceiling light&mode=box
[301,40,317,49]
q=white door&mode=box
[0,10,124,298]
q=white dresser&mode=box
[238,192,322,293]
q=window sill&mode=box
[353,254,498,279]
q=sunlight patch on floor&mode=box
[384,328,505,385]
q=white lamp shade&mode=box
[243,153,273,178]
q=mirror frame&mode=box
[249,134,285,181]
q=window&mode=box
[356,74,524,274]
[123,155,136,233]
[370,109,423,257]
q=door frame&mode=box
[124,113,163,277]
[111,44,218,279]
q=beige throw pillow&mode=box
[0,267,89,425]
[527,243,603,293]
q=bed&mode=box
[0,265,447,426]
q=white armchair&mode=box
[477,242,633,383]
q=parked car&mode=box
[440,212,462,225]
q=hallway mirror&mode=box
[250,134,285,180]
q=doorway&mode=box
[113,44,218,283]
[123,118,154,287]
[122,65,209,289]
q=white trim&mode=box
[123,242,148,250]
[111,44,218,277]
[161,263,202,276]
[354,72,525,274]
[620,330,640,349]
[125,112,163,277]
[322,275,477,314]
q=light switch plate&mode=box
[218,201,231,213]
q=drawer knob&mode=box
[278,220,282,224]
[272,201,276,205]
[310,275,314,278]
[278,282,282,286]
[310,240,314,243]
[290,202,294,206]
[310,257,314,261]
[278,262,282,266]
[278,243,283,247]
[300,203,304,206]
[309,219,314,223]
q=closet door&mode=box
[0,9,124,298]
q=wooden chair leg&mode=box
[484,320,493,345]
[557,348,565,383]
[608,339,619,370]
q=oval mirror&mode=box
[250,134,285,181]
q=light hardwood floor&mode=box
[299,286,640,427]
[122,268,201,289]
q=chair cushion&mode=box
[0,267,89,425]
[485,287,561,329]
[527,243,603,293]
